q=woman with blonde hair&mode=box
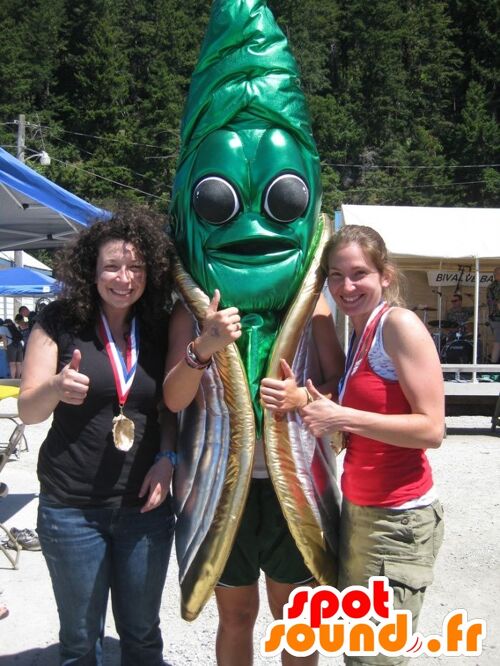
[302,224,445,666]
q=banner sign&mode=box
[427,270,493,288]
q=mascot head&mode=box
[170,0,321,313]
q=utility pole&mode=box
[16,113,25,164]
[12,114,26,321]
[15,114,25,269]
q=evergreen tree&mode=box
[270,0,340,95]
[0,0,497,209]
[455,81,500,206]
[448,0,499,117]
[0,0,66,152]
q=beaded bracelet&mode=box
[185,340,212,370]
[154,450,177,467]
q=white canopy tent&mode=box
[0,250,52,273]
[337,205,500,383]
[339,205,500,263]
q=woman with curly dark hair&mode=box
[19,204,176,665]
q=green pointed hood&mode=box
[170,0,323,432]
[177,0,319,168]
[170,0,322,314]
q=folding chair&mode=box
[0,379,27,454]
[0,415,28,455]
[0,423,25,569]
[492,393,500,432]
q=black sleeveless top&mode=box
[37,301,169,508]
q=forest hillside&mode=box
[1,0,498,215]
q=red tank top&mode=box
[341,305,433,507]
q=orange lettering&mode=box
[349,623,375,652]
[287,623,315,653]
[263,622,286,653]
[378,612,410,652]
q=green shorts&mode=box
[218,478,313,587]
[338,498,444,666]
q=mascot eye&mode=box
[263,173,309,223]
[192,176,241,225]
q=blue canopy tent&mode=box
[0,147,110,251]
[0,266,58,296]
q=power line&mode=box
[51,126,180,147]
[50,156,171,201]
[49,135,169,186]
[2,121,179,148]
[343,179,492,193]
[2,122,498,170]
[321,161,500,170]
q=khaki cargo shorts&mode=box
[338,498,444,666]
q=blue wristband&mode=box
[154,450,177,467]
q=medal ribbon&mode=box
[338,301,388,403]
[99,312,139,407]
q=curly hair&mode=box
[320,224,407,307]
[53,203,174,344]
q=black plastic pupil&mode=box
[266,176,309,222]
[192,178,238,224]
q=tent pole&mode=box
[472,259,480,382]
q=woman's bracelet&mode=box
[184,340,212,370]
[301,387,314,407]
[154,450,177,467]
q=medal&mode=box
[99,312,139,452]
[329,430,346,455]
[112,406,135,452]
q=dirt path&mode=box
[0,413,498,664]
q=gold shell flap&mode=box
[173,260,255,621]
[172,213,341,619]
[264,213,341,585]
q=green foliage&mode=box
[0,0,497,211]
[30,249,55,269]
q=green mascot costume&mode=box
[170,0,340,620]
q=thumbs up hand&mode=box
[205,289,221,319]
[194,289,242,360]
[304,379,324,401]
[260,358,305,413]
[301,379,342,438]
[69,349,81,372]
[57,349,90,405]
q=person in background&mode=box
[445,292,474,329]
[18,205,176,665]
[18,305,31,319]
[18,305,36,332]
[300,224,444,666]
[0,318,24,378]
[0,319,8,349]
[487,267,500,363]
[0,319,9,380]
[15,314,30,346]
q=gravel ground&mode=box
[0,401,499,665]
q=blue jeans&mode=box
[37,495,175,666]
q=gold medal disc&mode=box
[112,412,135,452]
[330,430,346,455]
